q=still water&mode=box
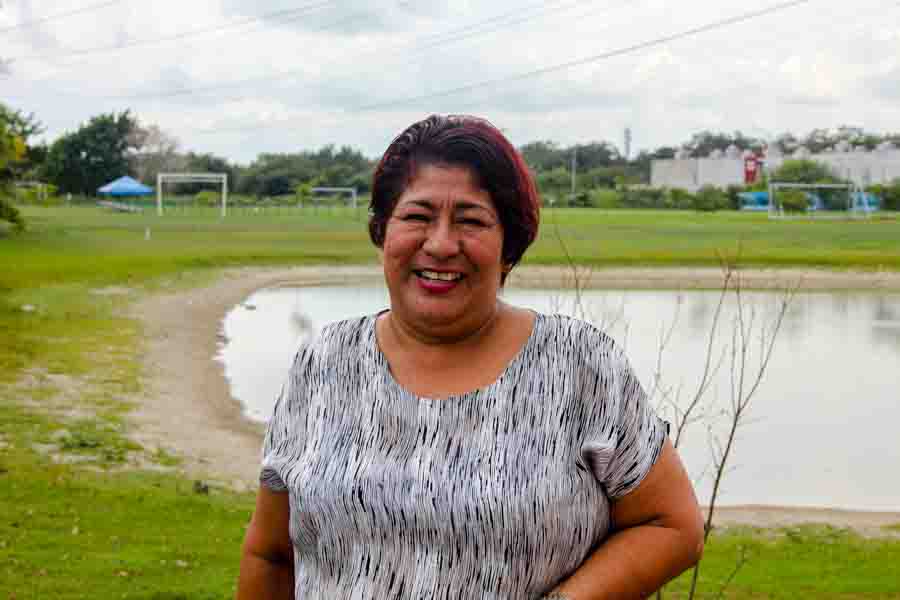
[220,285,900,511]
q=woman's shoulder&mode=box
[536,313,620,354]
[289,315,374,374]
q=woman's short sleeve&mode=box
[603,349,668,499]
[259,345,312,492]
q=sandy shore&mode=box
[130,265,900,532]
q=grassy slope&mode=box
[2,206,899,598]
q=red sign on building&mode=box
[744,155,760,184]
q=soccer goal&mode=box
[157,173,228,217]
[767,181,869,219]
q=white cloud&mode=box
[3,0,899,161]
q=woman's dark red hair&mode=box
[369,115,540,280]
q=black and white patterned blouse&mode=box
[260,312,667,600]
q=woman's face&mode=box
[382,163,505,339]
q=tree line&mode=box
[3,102,899,222]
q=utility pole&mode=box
[624,127,632,161]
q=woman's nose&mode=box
[422,219,460,259]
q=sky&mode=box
[2,0,899,163]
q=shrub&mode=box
[620,187,665,209]
[725,184,744,210]
[667,188,695,210]
[0,194,25,232]
[592,188,621,209]
[692,185,728,212]
[195,190,220,206]
[571,191,592,208]
[779,190,809,213]
[870,180,900,211]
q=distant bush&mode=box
[620,187,665,209]
[592,188,621,209]
[195,190,219,206]
[869,180,900,211]
[667,188,694,210]
[725,184,744,210]
[16,184,60,205]
[692,185,729,212]
[780,190,809,213]
[0,195,25,232]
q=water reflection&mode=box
[220,285,900,511]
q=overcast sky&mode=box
[2,0,899,162]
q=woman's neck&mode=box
[385,300,506,354]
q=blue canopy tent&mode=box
[97,176,153,212]
[98,176,153,196]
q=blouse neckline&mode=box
[367,310,543,403]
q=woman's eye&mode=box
[402,214,429,222]
[460,218,486,227]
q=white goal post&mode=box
[309,186,358,208]
[157,173,228,217]
[767,181,868,219]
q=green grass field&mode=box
[2,206,899,598]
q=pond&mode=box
[219,284,900,512]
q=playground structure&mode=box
[766,182,877,219]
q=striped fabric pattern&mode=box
[260,312,667,599]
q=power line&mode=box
[7,0,341,63]
[0,0,128,35]
[358,0,816,111]
[117,0,615,101]
[194,0,815,136]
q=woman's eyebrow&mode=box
[454,201,496,215]
[397,199,435,210]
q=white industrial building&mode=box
[651,142,900,191]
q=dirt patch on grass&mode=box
[710,505,900,538]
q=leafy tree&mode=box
[0,103,44,142]
[535,167,571,202]
[0,102,45,181]
[177,152,237,195]
[0,120,26,231]
[573,142,622,170]
[681,131,762,158]
[129,123,184,185]
[770,159,838,184]
[42,111,140,195]
[520,141,567,172]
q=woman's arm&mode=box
[235,485,295,600]
[552,440,704,600]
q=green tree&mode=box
[0,102,45,181]
[0,120,26,231]
[535,167,571,204]
[681,130,762,157]
[770,159,838,184]
[42,111,139,195]
[520,141,567,172]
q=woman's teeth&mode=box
[419,270,462,281]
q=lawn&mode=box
[1,205,899,598]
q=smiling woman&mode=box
[236,115,704,600]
